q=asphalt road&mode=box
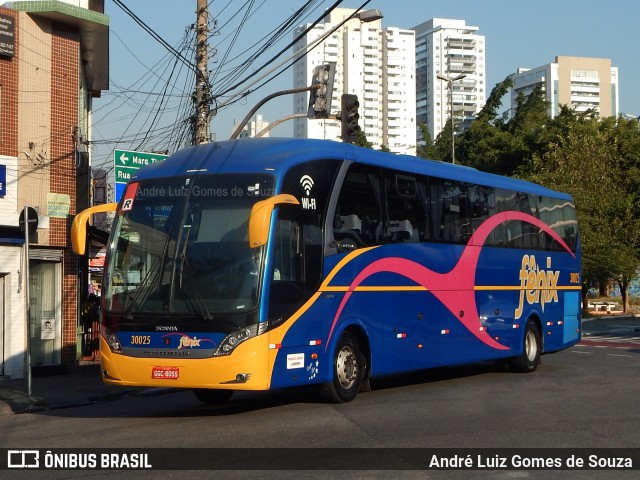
[1,343,638,479]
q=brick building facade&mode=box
[0,1,108,378]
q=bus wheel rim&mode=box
[525,330,537,362]
[336,345,358,389]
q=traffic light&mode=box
[307,63,336,119]
[341,93,360,144]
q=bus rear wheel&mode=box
[509,320,541,373]
[321,332,365,403]
[193,388,233,405]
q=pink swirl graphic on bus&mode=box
[325,211,575,351]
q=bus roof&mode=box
[132,138,572,200]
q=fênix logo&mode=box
[178,335,201,349]
[515,254,560,320]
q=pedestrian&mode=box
[82,293,98,357]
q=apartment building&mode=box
[0,0,108,379]
[511,56,619,118]
[292,8,416,155]
[233,114,270,139]
[413,18,486,144]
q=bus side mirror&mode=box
[71,203,118,255]
[249,194,299,248]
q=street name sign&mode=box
[114,149,168,201]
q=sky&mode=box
[91,0,640,175]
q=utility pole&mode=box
[193,0,210,144]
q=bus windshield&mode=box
[105,174,274,318]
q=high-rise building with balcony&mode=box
[413,18,486,144]
[510,56,619,118]
[292,8,416,155]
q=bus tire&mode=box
[321,332,365,403]
[509,320,541,373]
[193,388,233,405]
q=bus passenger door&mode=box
[268,160,338,338]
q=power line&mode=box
[93,1,359,166]
[211,0,321,92]
[214,0,372,111]
[112,0,197,74]
[212,0,344,101]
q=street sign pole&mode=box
[20,206,36,399]
[19,206,38,397]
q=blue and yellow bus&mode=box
[72,138,581,403]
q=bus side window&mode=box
[432,179,470,244]
[417,180,432,242]
[468,185,491,236]
[270,159,337,319]
[269,215,304,318]
[538,196,578,252]
[333,165,382,247]
[383,172,428,243]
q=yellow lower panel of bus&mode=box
[99,334,272,391]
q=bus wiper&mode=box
[157,226,174,293]
[122,259,162,319]
[193,295,213,320]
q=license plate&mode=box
[152,366,179,380]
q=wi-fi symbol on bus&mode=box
[300,175,314,195]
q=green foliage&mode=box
[434,119,456,162]
[353,129,373,149]
[457,76,520,174]
[476,75,513,124]
[416,124,441,160]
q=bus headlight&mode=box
[214,322,267,356]
[100,324,122,353]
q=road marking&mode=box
[579,337,640,349]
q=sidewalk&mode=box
[1,314,639,415]
[0,362,175,416]
[580,313,640,336]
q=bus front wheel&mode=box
[321,332,365,403]
[193,388,233,405]
[509,320,541,373]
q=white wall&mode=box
[0,155,18,226]
[0,246,26,378]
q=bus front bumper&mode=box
[99,334,272,391]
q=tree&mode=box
[434,119,455,162]
[456,76,517,174]
[353,129,373,149]
[475,75,513,124]
[607,116,640,310]
[416,124,441,160]
[517,114,640,311]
